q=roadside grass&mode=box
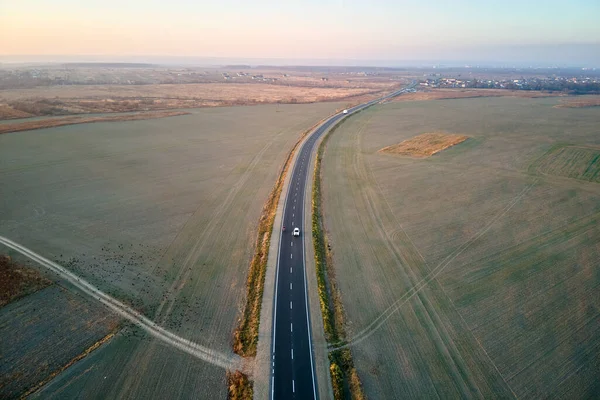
[312,114,366,400]
[233,112,345,358]
[226,370,253,400]
[232,140,294,357]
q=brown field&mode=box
[0,110,189,134]
[0,103,34,119]
[0,255,51,307]
[0,83,390,120]
[554,97,600,108]
[379,132,469,157]
[391,88,562,103]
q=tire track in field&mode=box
[0,236,240,370]
[122,121,297,390]
[373,164,519,397]
[152,115,321,324]
[119,114,325,392]
[347,118,480,397]
[329,178,537,352]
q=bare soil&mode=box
[0,110,189,134]
[379,133,469,157]
[0,255,51,307]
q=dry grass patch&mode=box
[0,110,189,134]
[227,370,253,400]
[0,255,51,307]
[0,83,383,120]
[313,117,366,399]
[0,104,34,119]
[554,97,600,108]
[380,132,469,158]
[233,113,338,357]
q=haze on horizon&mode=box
[1,0,599,67]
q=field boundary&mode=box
[0,236,239,370]
[20,331,117,399]
[0,110,189,134]
[312,111,367,400]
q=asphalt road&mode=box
[271,88,410,400]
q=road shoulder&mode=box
[254,128,312,399]
[304,133,335,400]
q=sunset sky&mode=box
[1,0,599,66]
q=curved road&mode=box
[270,87,409,399]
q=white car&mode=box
[342,109,348,114]
[293,227,300,237]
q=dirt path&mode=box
[0,235,241,371]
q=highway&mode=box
[270,87,410,400]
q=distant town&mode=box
[1,63,600,94]
[419,74,600,94]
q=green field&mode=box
[533,144,600,182]
[0,102,341,398]
[320,97,600,398]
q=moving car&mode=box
[342,109,348,114]
[293,227,300,237]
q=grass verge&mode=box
[312,113,366,400]
[227,370,253,400]
[233,112,345,358]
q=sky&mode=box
[1,0,600,66]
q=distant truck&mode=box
[342,109,348,114]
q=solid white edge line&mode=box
[271,119,307,400]
[270,87,406,400]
